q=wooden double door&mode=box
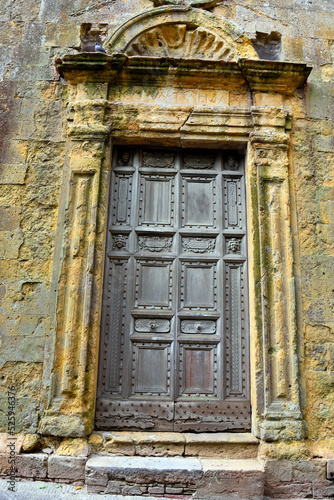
[96,147,250,432]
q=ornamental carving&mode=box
[112,234,128,251]
[225,155,239,171]
[183,154,215,169]
[226,237,241,254]
[125,23,235,61]
[182,237,215,253]
[143,151,175,168]
[117,149,133,167]
[139,235,173,252]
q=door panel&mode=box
[96,147,250,432]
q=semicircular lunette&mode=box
[125,23,236,61]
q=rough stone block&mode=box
[265,460,292,482]
[195,459,264,500]
[292,459,327,481]
[0,397,40,434]
[105,480,123,494]
[328,459,334,480]
[314,479,334,498]
[0,207,21,230]
[0,453,47,478]
[48,455,86,481]
[166,486,183,494]
[86,484,107,494]
[264,481,313,498]
[0,164,28,184]
[123,484,144,495]
[148,485,165,494]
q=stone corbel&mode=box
[249,106,303,441]
[39,84,111,437]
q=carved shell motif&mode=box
[125,24,235,61]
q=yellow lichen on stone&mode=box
[56,438,90,457]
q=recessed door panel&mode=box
[96,147,250,432]
[135,260,173,309]
[179,344,217,396]
[131,342,171,395]
[181,176,217,228]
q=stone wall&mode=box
[0,0,333,468]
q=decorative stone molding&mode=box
[104,7,258,60]
[47,10,312,439]
[125,24,235,60]
[248,107,304,441]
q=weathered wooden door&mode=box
[96,147,250,431]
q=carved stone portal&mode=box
[45,7,312,440]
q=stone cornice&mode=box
[56,53,312,95]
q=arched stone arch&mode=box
[105,6,258,61]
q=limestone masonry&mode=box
[0,0,334,498]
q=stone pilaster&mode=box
[39,83,111,437]
[249,106,303,441]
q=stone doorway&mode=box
[95,146,251,432]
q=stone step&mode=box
[90,431,259,458]
[86,456,264,499]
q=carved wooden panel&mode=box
[99,258,128,396]
[224,262,247,397]
[223,176,245,230]
[96,148,250,432]
[135,318,170,333]
[181,175,217,228]
[182,237,216,254]
[178,343,218,397]
[134,259,173,309]
[138,174,175,226]
[181,320,216,334]
[111,173,133,226]
[131,342,172,396]
[138,235,173,252]
[180,261,218,311]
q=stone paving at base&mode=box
[0,480,158,500]
[0,480,325,500]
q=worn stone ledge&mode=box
[90,431,259,458]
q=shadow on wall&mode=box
[251,31,282,60]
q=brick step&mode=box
[90,431,259,459]
[85,456,264,499]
